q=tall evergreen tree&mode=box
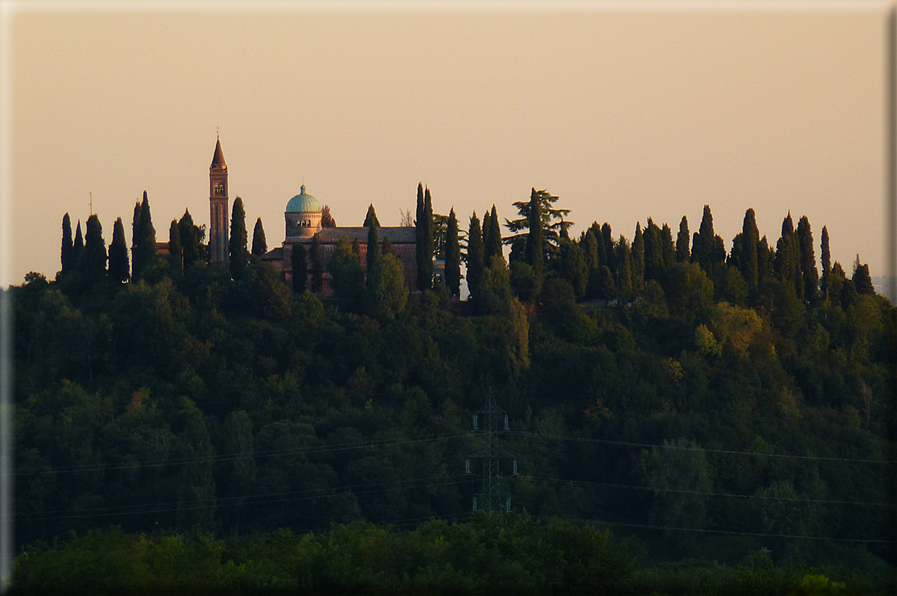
[797,216,818,301]
[168,219,183,277]
[631,222,645,296]
[559,238,587,299]
[660,223,675,268]
[853,257,874,295]
[616,235,633,301]
[739,208,760,296]
[61,213,74,277]
[486,205,503,264]
[482,209,494,262]
[774,212,803,299]
[504,188,571,261]
[291,243,308,293]
[444,209,461,297]
[524,190,544,283]
[820,226,832,299]
[178,209,199,270]
[132,192,156,282]
[466,212,485,300]
[757,236,774,284]
[83,214,107,285]
[131,202,141,274]
[366,218,381,293]
[108,217,129,283]
[72,221,84,273]
[692,205,716,273]
[310,234,323,294]
[415,184,434,291]
[643,219,663,281]
[601,223,616,274]
[251,218,267,257]
[363,204,380,228]
[582,229,599,273]
[676,216,690,262]
[229,197,248,280]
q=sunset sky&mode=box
[1,1,892,287]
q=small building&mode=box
[206,139,418,297]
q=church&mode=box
[206,138,418,297]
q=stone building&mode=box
[206,138,417,296]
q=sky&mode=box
[1,0,893,288]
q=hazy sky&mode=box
[1,1,892,287]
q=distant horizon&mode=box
[2,2,893,287]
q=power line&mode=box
[507,430,893,465]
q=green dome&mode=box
[285,185,321,213]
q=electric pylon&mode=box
[466,388,518,512]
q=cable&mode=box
[524,475,894,508]
[507,430,893,465]
[530,515,896,545]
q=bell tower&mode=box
[209,136,229,265]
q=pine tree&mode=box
[83,214,107,286]
[504,188,571,260]
[291,243,308,293]
[108,217,129,283]
[797,216,818,301]
[676,216,690,262]
[820,226,832,299]
[524,190,544,283]
[444,208,461,297]
[168,219,183,277]
[179,209,199,270]
[229,196,248,280]
[363,204,380,228]
[251,218,267,257]
[72,220,84,272]
[61,213,74,277]
[466,212,485,300]
[739,208,760,296]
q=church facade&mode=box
[207,139,418,297]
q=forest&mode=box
[6,185,897,594]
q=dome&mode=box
[285,185,321,213]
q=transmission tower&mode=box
[466,388,518,512]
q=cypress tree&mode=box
[560,239,587,299]
[482,209,493,262]
[363,204,380,228]
[774,213,803,299]
[366,218,381,293]
[444,208,461,297]
[524,190,544,283]
[661,223,675,268]
[631,222,645,296]
[381,237,395,256]
[466,212,485,300]
[616,235,633,301]
[229,196,248,280]
[589,223,606,268]
[582,229,599,272]
[72,221,84,272]
[693,205,715,273]
[132,191,156,282]
[601,223,616,274]
[83,214,107,285]
[853,258,874,295]
[291,243,308,293]
[739,208,760,296]
[108,217,129,283]
[676,216,690,262]
[251,218,267,257]
[131,202,142,279]
[643,218,662,281]
[820,226,832,299]
[61,213,74,276]
[179,209,199,270]
[797,216,818,300]
[758,235,774,284]
[415,184,433,291]
[168,219,183,277]
[486,205,503,264]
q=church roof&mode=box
[314,226,415,244]
[210,138,226,169]
[286,185,321,213]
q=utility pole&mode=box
[466,388,518,513]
